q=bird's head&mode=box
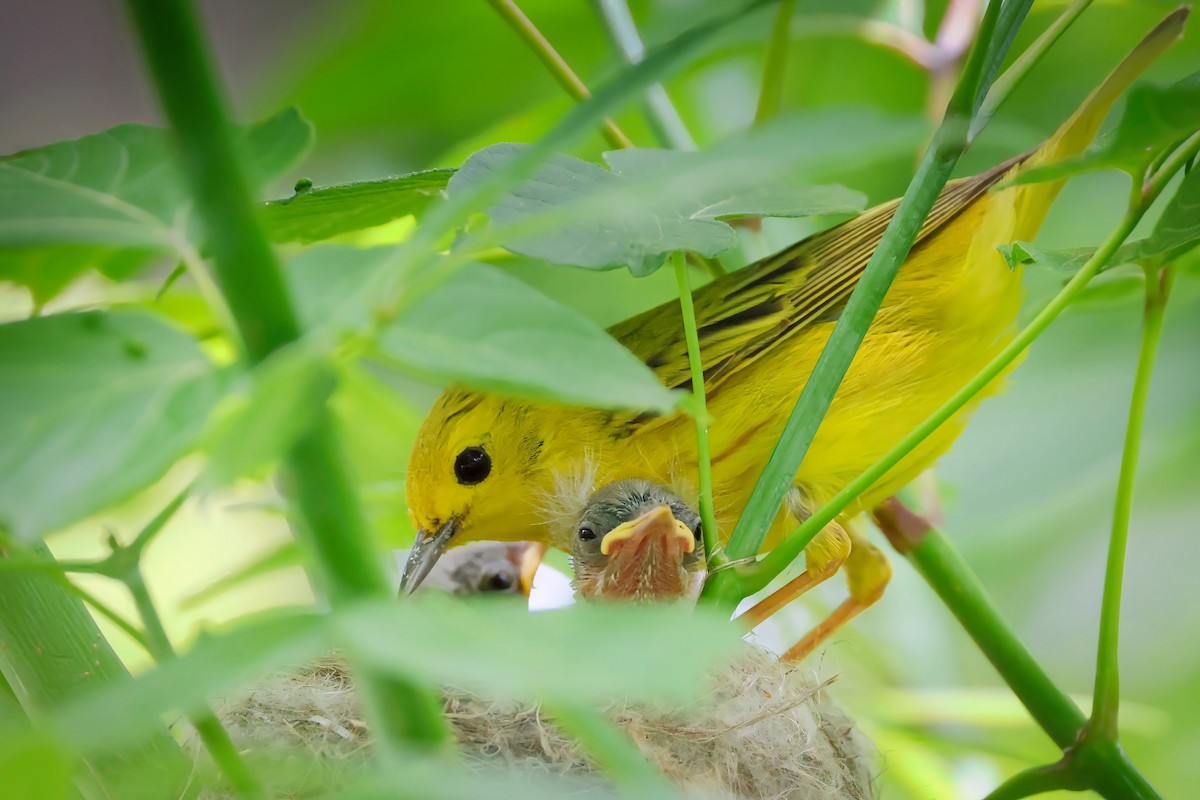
[571,479,706,603]
[400,541,546,598]
[400,389,553,593]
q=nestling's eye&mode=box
[692,523,703,542]
[578,526,596,541]
[482,570,514,592]
[454,446,491,485]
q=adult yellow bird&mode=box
[400,18,1180,653]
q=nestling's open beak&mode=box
[399,518,458,595]
[598,505,696,601]
[508,541,548,597]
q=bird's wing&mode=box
[607,155,1022,395]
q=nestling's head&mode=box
[398,541,546,598]
[571,479,706,603]
[401,389,556,593]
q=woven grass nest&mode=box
[210,645,877,799]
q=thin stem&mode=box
[753,0,798,125]
[746,191,1145,597]
[126,568,264,799]
[55,573,150,653]
[592,0,698,150]
[981,762,1076,800]
[971,0,1095,142]
[1090,266,1170,741]
[487,0,633,150]
[129,485,190,555]
[122,0,449,750]
[545,701,674,794]
[672,252,721,561]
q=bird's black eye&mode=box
[693,523,703,542]
[578,526,596,541]
[454,446,491,485]
[482,570,514,592]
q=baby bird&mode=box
[395,540,545,598]
[570,479,706,603]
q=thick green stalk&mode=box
[126,569,264,799]
[0,546,191,796]
[753,0,798,124]
[1089,268,1171,741]
[121,0,449,749]
[592,0,698,150]
[708,0,1028,585]
[741,195,1144,599]
[672,252,720,561]
[875,500,1164,800]
[486,0,633,149]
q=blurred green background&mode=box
[3,1,1197,797]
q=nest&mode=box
[209,646,877,799]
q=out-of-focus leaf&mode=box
[200,344,335,489]
[0,733,73,800]
[262,169,453,243]
[331,364,423,545]
[179,540,304,610]
[0,309,223,540]
[288,246,681,412]
[0,109,313,303]
[51,612,325,755]
[327,757,620,800]
[1012,71,1200,183]
[450,134,872,275]
[338,595,741,705]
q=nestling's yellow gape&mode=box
[400,24,1176,654]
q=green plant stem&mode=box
[1089,267,1171,742]
[980,762,1076,800]
[0,544,191,795]
[875,501,1164,800]
[738,187,1145,600]
[706,0,1027,592]
[126,568,264,800]
[122,0,449,750]
[545,701,674,794]
[753,0,797,124]
[592,0,698,150]
[486,0,633,150]
[672,252,721,562]
[54,573,150,653]
[971,0,1095,141]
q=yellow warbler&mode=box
[399,18,1180,649]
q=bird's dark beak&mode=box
[598,505,695,601]
[507,541,548,597]
[399,519,458,595]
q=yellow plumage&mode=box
[403,18,1180,632]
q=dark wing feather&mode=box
[607,156,1023,396]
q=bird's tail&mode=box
[1006,7,1188,240]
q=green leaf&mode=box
[0,309,223,540]
[200,344,336,489]
[328,756,618,800]
[51,611,326,755]
[1012,71,1200,183]
[336,596,741,705]
[0,109,313,303]
[997,242,1096,274]
[450,132,874,276]
[262,169,453,243]
[1126,163,1200,264]
[288,246,680,412]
